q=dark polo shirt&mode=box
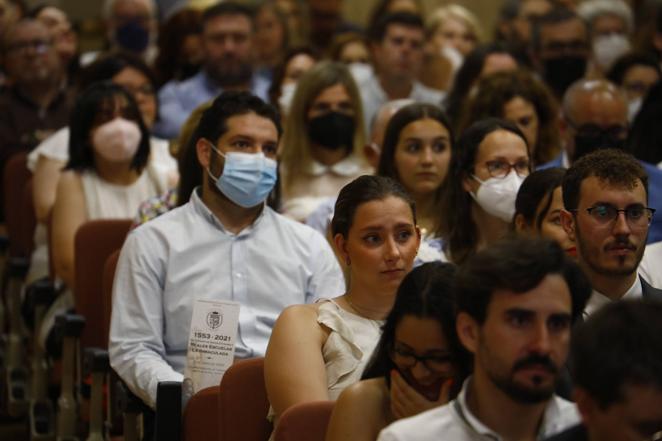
[0,84,73,221]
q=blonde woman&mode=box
[426,4,483,60]
[279,61,370,221]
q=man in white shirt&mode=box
[378,236,591,441]
[109,91,345,408]
[360,12,445,130]
[544,300,662,441]
[559,149,662,316]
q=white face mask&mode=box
[440,44,464,72]
[470,171,525,222]
[348,62,373,84]
[593,33,630,71]
[92,117,141,162]
[628,96,643,122]
[278,82,296,115]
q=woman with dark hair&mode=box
[440,117,531,264]
[31,50,176,223]
[51,82,168,288]
[378,102,452,260]
[456,69,560,166]
[607,52,661,121]
[443,42,519,129]
[265,175,421,430]
[513,167,576,256]
[27,51,176,283]
[626,80,662,166]
[326,261,469,441]
[153,7,203,87]
[267,46,318,116]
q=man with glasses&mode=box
[560,149,662,317]
[542,78,662,244]
[0,18,70,219]
[378,237,591,441]
[544,300,662,441]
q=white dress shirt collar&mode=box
[584,276,642,317]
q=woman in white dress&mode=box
[265,175,421,430]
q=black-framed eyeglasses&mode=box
[565,119,628,140]
[571,203,655,229]
[6,39,52,55]
[390,344,454,373]
[483,159,530,179]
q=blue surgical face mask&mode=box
[206,144,277,208]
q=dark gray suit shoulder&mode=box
[641,276,662,301]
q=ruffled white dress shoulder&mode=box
[80,165,166,219]
[267,298,383,437]
[316,298,384,400]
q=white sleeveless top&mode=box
[266,298,383,438]
[80,165,166,219]
[317,298,384,400]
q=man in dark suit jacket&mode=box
[559,149,662,317]
[545,300,662,441]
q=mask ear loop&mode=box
[205,139,225,181]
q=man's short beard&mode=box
[575,226,645,277]
[207,61,253,88]
[489,373,557,404]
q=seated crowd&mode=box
[2,0,662,440]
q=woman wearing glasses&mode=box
[325,262,470,441]
[440,118,531,264]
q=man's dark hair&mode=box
[530,7,586,52]
[331,175,415,239]
[571,300,662,409]
[562,148,649,211]
[178,91,281,205]
[455,236,592,324]
[201,1,254,28]
[369,11,424,43]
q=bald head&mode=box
[561,79,628,162]
[562,79,627,123]
[365,99,415,168]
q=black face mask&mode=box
[178,62,201,81]
[115,20,150,53]
[308,112,355,151]
[543,56,587,96]
[573,131,625,161]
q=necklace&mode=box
[343,295,389,319]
